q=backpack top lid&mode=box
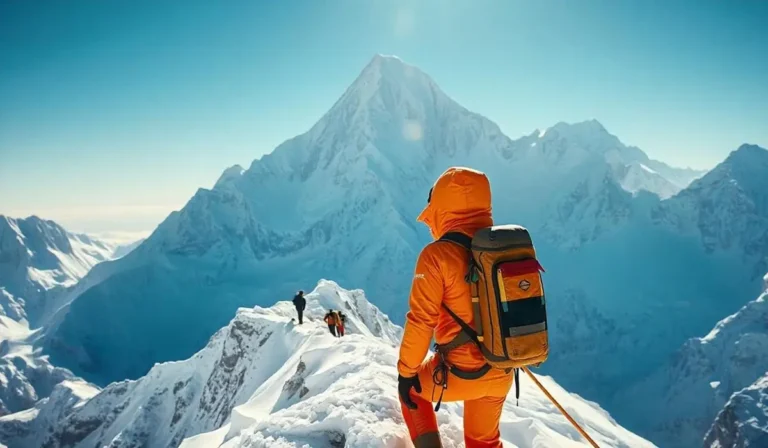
[472,225,532,251]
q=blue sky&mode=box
[1,0,766,234]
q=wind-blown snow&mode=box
[0,281,652,448]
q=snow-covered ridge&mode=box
[0,280,653,448]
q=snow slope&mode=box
[617,272,768,448]
[1,281,652,448]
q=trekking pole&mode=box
[521,367,600,448]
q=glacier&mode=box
[0,281,653,448]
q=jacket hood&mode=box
[417,167,493,239]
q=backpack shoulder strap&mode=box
[438,232,472,251]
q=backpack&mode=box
[440,225,549,370]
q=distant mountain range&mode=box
[0,215,139,326]
[0,215,139,415]
[2,55,766,447]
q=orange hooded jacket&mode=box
[397,167,495,377]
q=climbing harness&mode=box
[431,336,493,412]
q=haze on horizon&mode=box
[1,0,766,235]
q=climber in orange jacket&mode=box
[398,167,514,448]
[324,310,338,337]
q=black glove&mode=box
[398,374,422,410]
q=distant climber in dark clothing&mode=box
[293,290,306,325]
[324,310,338,336]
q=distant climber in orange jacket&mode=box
[324,310,338,337]
[398,167,514,448]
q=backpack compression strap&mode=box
[438,232,484,339]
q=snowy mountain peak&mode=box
[1,215,73,256]
[363,53,412,75]
[358,53,433,87]
[697,143,767,199]
[540,120,627,160]
[241,53,480,184]
[652,143,768,275]
[729,143,768,161]
[716,143,768,181]
[711,143,768,180]
[323,53,447,130]
[0,215,123,318]
[213,164,246,190]
[550,119,609,136]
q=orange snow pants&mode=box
[400,356,514,448]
